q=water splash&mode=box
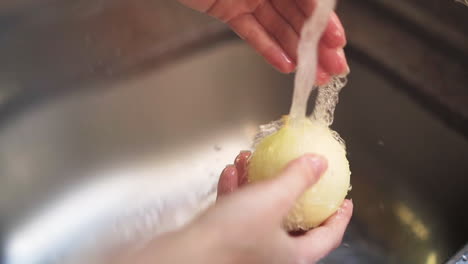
[312,76,348,126]
[255,0,349,141]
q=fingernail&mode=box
[236,151,250,164]
[280,51,293,64]
[303,155,327,176]
[335,200,349,215]
[269,51,295,73]
[336,49,349,75]
[337,48,345,59]
[342,199,353,209]
[344,64,350,75]
[279,52,296,73]
[324,13,347,48]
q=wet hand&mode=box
[119,153,352,264]
[214,153,353,263]
[178,0,349,85]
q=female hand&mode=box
[178,0,349,85]
[125,153,353,264]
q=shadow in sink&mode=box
[1,40,467,264]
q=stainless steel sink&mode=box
[1,1,467,264]
[1,39,467,264]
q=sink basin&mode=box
[1,38,467,263]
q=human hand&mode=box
[216,151,353,263]
[178,0,349,85]
[126,153,352,264]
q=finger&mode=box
[316,64,331,86]
[229,14,295,73]
[234,151,251,186]
[249,154,327,220]
[296,0,345,48]
[319,45,349,76]
[254,1,300,62]
[217,165,239,199]
[271,0,306,35]
[321,12,346,48]
[294,199,354,263]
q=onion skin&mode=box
[248,116,351,231]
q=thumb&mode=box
[248,154,328,221]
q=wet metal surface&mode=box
[1,40,467,263]
[1,0,467,263]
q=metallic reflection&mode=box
[395,203,430,241]
[1,13,468,262]
[425,251,438,264]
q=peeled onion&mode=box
[248,116,351,231]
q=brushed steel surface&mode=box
[1,0,467,263]
[1,40,468,264]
